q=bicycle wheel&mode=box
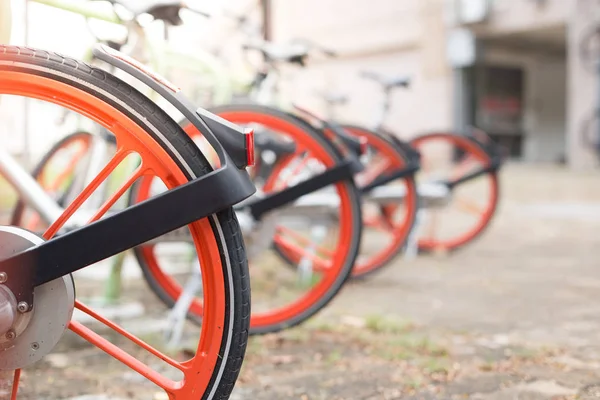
[132,103,362,334]
[340,125,418,278]
[0,46,249,399]
[410,132,500,252]
[268,123,418,278]
[11,131,94,230]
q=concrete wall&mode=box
[271,0,421,56]
[483,46,566,163]
[566,1,600,169]
[270,0,454,139]
[527,59,566,163]
[458,0,570,36]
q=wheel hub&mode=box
[0,226,75,370]
[0,285,16,335]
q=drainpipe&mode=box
[261,0,271,41]
[22,0,30,167]
[447,28,480,135]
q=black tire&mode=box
[133,103,363,335]
[342,125,419,280]
[0,45,249,399]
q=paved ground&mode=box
[229,163,600,399]
[7,163,600,399]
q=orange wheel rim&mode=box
[136,110,356,330]
[1,70,227,398]
[411,132,499,251]
[341,126,418,276]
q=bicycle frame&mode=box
[3,130,134,229]
[0,147,64,224]
[31,0,121,24]
[329,80,504,191]
[372,88,392,132]
[30,0,309,116]
[30,0,244,106]
[0,44,257,309]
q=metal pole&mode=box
[597,61,600,155]
[261,0,271,41]
[22,0,30,167]
[453,67,466,134]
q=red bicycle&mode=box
[0,44,255,399]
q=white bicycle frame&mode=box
[0,130,122,234]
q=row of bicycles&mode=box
[0,0,505,398]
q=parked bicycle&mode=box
[316,70,504,257]
[14,1,368,339]
[0,43,256,399]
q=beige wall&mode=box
[449,0,575,165]
[271,0,453,139]
[464,0,570,36]
[482,46,567,163]
[529,58,566,163]
[0,0,10,44]
[272,0,421,56]
[566,0,600,169]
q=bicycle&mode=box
[18,0,255,309]
[0,43,255,399]
[30,0,256,107]
[257,69,422,279]
[346,70,504,254]
[193,39,421,280]
[14,4,367,338]
[257,99,421,279]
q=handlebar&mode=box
[289,38,338,58]
[182,4,211,19]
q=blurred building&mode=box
[271,0,599,168]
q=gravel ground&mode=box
[5,163,600,400]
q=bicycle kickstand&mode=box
[404,206,425,260]
[164,259,203,349]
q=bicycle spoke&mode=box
[87,165,145,224]
[46,141,89,193]
[0,46,255,399]
[274,154,311,191]
[69,301,186,392]
[364,214,394,233]
[357,158,391,186]
[10,369,20,400]
[273,234,331,271]
[275,225,335,258]
[455,197,483,216]
[43,147,130,239]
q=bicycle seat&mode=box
[243,39,310,65]
[113,0,185,25]
[360,70,411,90]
